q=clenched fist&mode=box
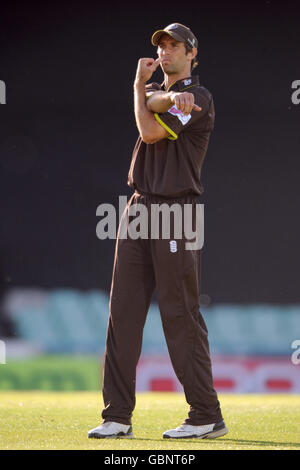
[135,58,162,84]
[170,91,202,115]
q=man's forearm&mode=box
[146,91,173,113]
[134,80,159,142]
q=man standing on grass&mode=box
[88,23,228,440]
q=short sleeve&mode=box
[154,89,212,140]
[145,82,162,100]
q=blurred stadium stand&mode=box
[2,288,299,356]
[0,289,299,393]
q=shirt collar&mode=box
[161,75,200,92]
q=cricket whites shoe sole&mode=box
[163,420,228,439]
[88,421,134,439]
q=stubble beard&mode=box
[162,63,178,75]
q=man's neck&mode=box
[163,70,192,91]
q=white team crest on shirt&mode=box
[184,79,192,86]
[168,105,191,125]
[169,240,178,253]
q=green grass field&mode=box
[0,392,299,450]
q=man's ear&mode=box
[187,47,197,61]
[191,47,198,60]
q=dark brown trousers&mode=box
[101,191,223,425]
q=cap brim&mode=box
[151,29,185,46]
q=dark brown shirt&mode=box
[128,75,215,198]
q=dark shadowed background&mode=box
[1,0,299,307]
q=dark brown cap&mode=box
[151,23,198,49]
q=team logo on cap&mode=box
[187,38,196,47]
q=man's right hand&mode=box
[135,58,162,85]
[170,91,202,115]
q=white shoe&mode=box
[163,420,228,439]
[88,421,134,439]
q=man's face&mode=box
[157,34,192,74]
